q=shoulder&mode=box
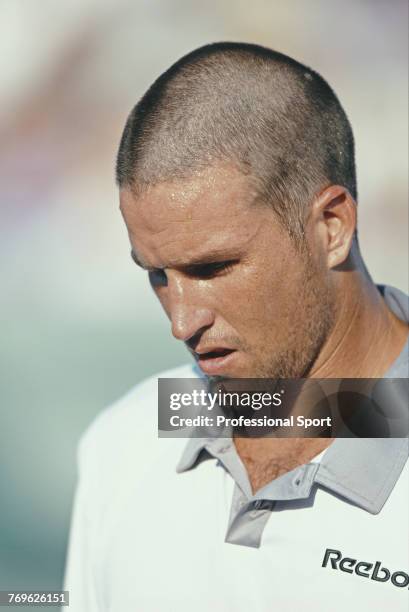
[383,285,409,322]
[76,362,198,478]
[68,363,201,526]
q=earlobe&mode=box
[313,185,357,269]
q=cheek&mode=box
[214,272,275,331]
[221,261,303,336]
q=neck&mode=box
[310,262,408,378]
[233,436,332,493]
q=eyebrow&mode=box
[130,249,240,271]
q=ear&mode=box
[311,185,357,269]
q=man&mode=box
[64,43,408,611]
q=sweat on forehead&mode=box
[119,164,274,268]
[119,163,262,226]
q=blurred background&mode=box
[0,0,407,606]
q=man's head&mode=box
[117,43,360,378]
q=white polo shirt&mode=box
[64,286,409,611]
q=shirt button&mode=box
[294,472,303,486]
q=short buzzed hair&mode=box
[116,42,357,239]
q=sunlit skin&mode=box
[120,163,408,491]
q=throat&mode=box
[234,437,333,494]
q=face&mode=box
[120,164,335,379]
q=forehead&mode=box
[119,164,275,267]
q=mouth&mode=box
[195,348,237,375]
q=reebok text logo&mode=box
[322,549,409,589]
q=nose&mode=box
[171,304,214,341]
[167,273,214,342]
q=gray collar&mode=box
[177,436,408,514]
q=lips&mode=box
[195,347,237,375]
[197,348,232,359]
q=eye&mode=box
[148,269,167,288]
[187,260,237,279]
